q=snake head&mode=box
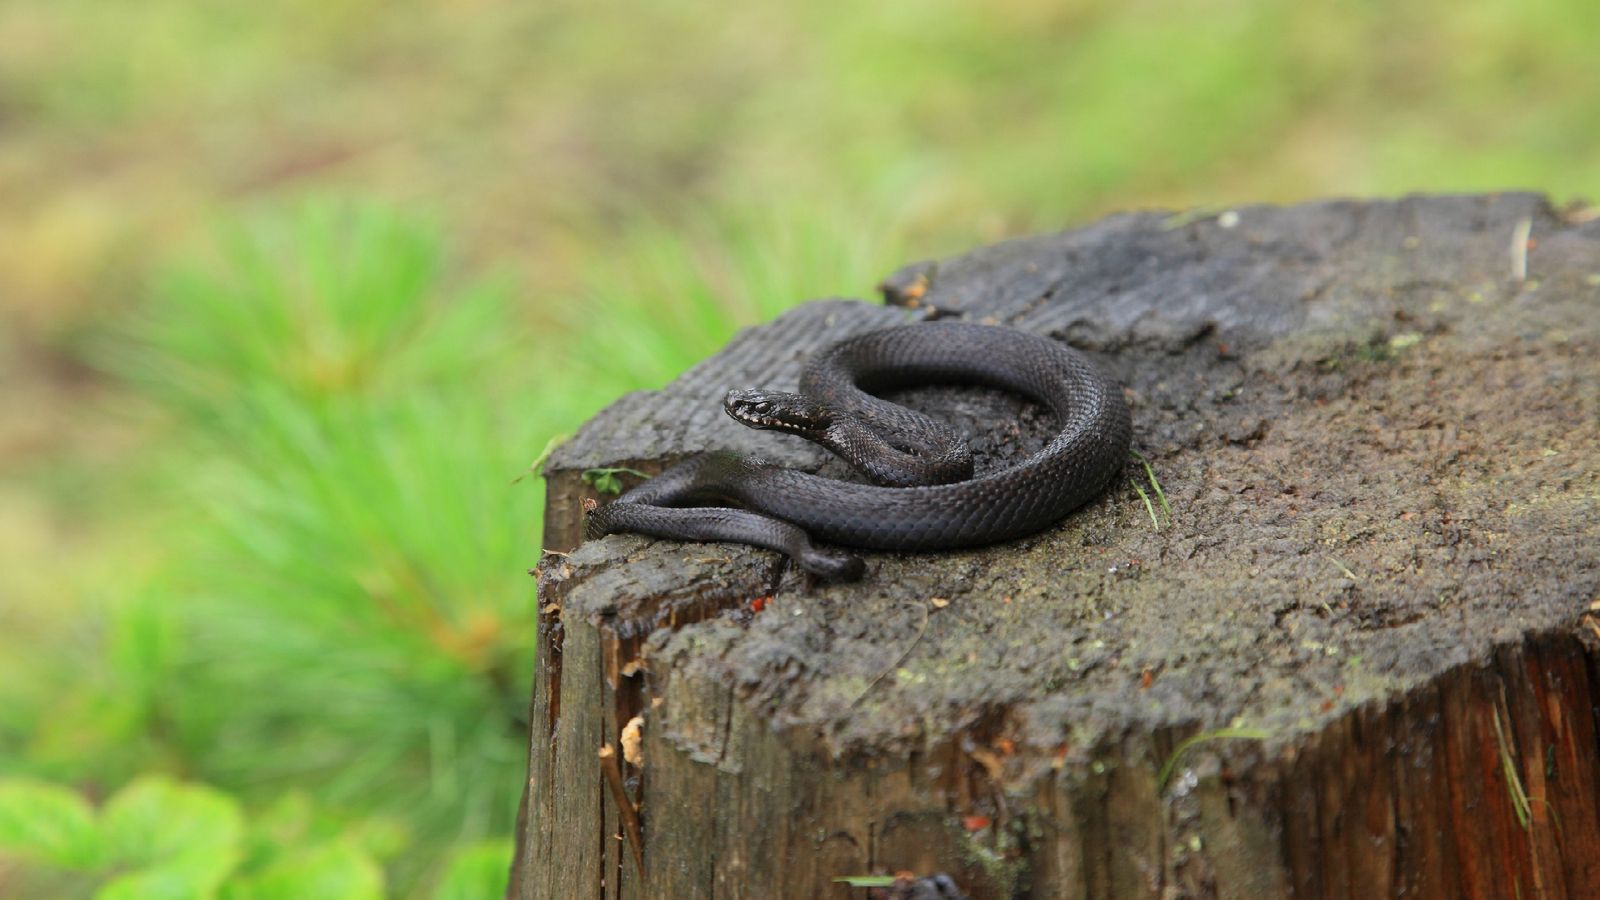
[723,389,831,435]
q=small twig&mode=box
[599,744,645,874]
[1510,216,1532,282]
[851,601,933,709]
[1324,555,1358,582]
[1160,205,1225,231]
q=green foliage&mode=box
[0,775,388,899]
[7,1,1600,896]
[118,202,516,423]
[0,204,548,894]
[581,467,649,496]
[12,584,187,795]
[221,842,384,900]
[97,777,243,896]
[123,205,537,873]
[430,841,515,900]
[556,198,912,395]
[0,779,98,870]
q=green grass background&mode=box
[1,0,1596,895]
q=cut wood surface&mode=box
[510,193,1600,899]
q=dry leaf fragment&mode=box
[621,715,645,766]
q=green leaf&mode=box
[221,841,384,900]
[237,791,315,874]
[581,467,649,496]
[0,778,99,868]
[99,775,244,893]
[98,865,220,900]
[431,839,513,900]
[341,815,410,863]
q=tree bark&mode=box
[509,193,1600,899]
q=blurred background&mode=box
[1,0,1596,896]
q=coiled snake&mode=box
[585,322,1131,581]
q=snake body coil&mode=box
[586,322,1131,581]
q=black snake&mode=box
[586,322,1131,581]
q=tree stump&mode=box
[508,194,1600,899]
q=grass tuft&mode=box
[1158,727,1270,794]
[1130,450,1173,530]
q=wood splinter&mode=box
[598,743,644,875]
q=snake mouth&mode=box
[724,389,831,433]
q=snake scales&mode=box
[585,321,1131,581]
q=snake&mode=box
[585,321,1132,581]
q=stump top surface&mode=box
[543,193,1600,762]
